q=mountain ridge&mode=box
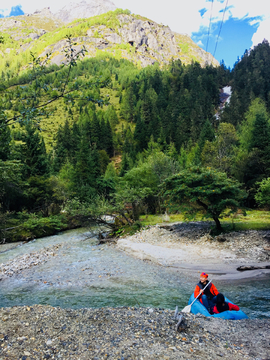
[0,9,219,74]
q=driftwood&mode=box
[97,237,117,245]
[174,306,187,332]
[237,265,270,271]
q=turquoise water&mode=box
[0,229,269,318]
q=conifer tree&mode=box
[72,136,100,200]
[70,122,81,164]
[90,110,101,148]
[198,119,215,151]
[249,112,270,175]
[0,120,11,161]
[104,120,114,157]
[52,120,72,173]
[134,116,147,153]
[20,124,48,178]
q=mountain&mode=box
[38,11,219,68]
[54,0,116,23]
[0,9,218,73]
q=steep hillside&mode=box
[0,9,219,76]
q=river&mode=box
[0,229,269,319]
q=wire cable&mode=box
[213,0,229,59]
[206,0,214,53]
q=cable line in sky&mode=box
[213,0,229,59]
[206,0,214,53]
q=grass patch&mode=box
[140,210,270,231]
[221,210,270,231]
[140,213,185,226]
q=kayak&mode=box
[188,294,248,320]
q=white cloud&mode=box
[2,0,270,42]
[251,17,270,47]
[0,7,10,16]
[0,0,67,14]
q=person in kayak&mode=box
[212,293,240,314]
[194,272,219,312]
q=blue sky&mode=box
[1,0,270,68]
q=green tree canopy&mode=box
[161,167,246,231]
[255,177,270,208]
[202,122,238,175]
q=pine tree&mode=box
[21,124,48,178]
[198,119,215,151]
[90,110,101,148]
[250,112,270,175]
[0,119,11,161]
[52,120,72,173]
[134,116,147,153]
[72,135,101,200]
[250,113,270,152]
[104,120,114,157]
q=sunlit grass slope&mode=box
[140,210,270,232]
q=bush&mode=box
[21,215,67,238]
[255,177,270,208]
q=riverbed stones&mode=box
[0,305,269,359]
[0,244,62,279]
[121,223,270,262]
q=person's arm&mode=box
[211,283,219,296]
[194,285,201,299]
[228,303,240,311]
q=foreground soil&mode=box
[0,305,269,360]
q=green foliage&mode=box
[1,35,270,240]
[104,162,118,180]
[117,146,181,218]
[238,99,269,151]
[255,178,270,208]
[21,214,67,238]
[0,160,24,212]
[161,167,246,231]
[0,118,11,161]
[235,99,270,204]
[221,40,270,125]
[202,122,238,175]
[19,124,48,178]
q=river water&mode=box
[0,229,269,319]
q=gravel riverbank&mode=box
[0,244,62,279]
[0,305,269,360]
[117,223,270,279]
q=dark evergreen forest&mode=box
[1,40,270,240]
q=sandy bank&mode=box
[117,223,270,280]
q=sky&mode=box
[1,0,270,68]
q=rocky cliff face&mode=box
[54,0,116,23]
[0,10,219,69]
[40,13,219,68]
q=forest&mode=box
[1,36,270,241]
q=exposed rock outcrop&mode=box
[43,13,218,68]
[0,8,219,68]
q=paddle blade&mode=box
[181,305,191,313]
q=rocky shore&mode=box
[117,223,270,279]
[0,305,269,360]
[0,244,62,279]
